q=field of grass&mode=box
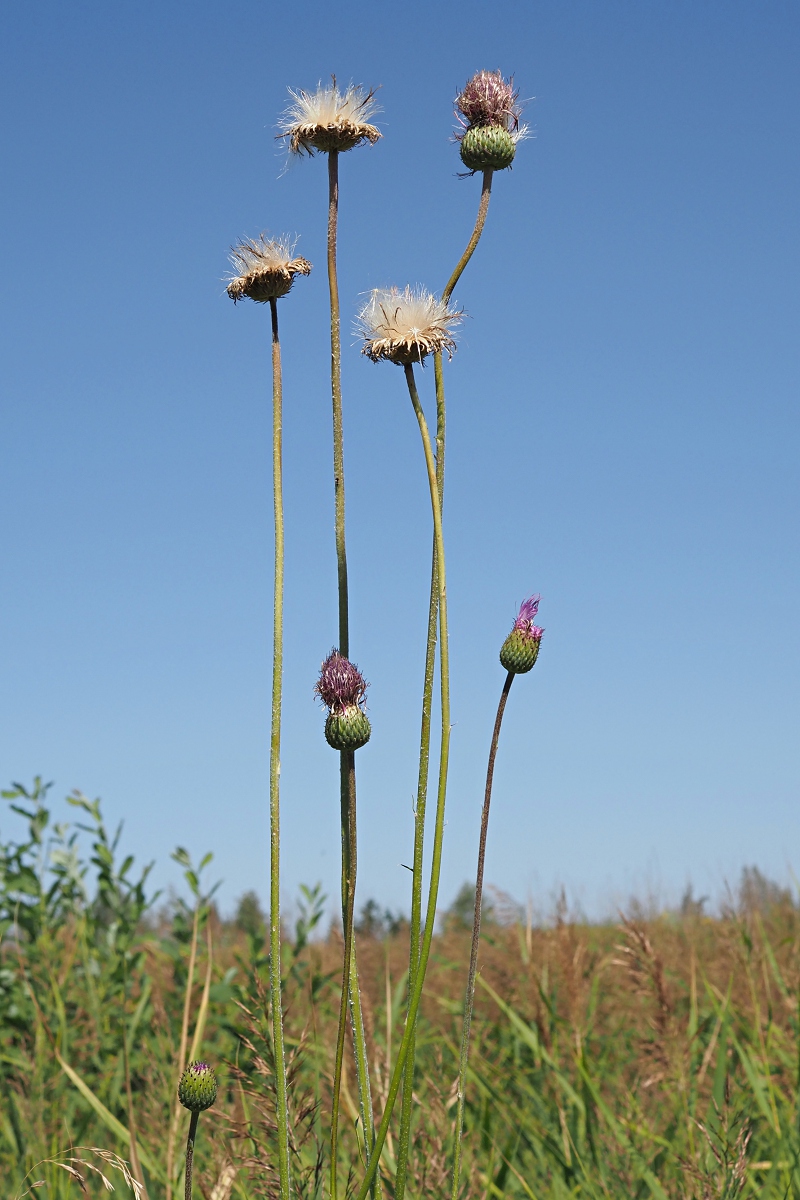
[3,779,800,1199]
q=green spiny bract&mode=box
[460,126,516,172]
[178,1061,218,1112]
[325,706,372,751]
[500,628,540,674]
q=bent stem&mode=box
[326,147,377,1196]
[451,670,514,1200]
[394,169,493,1200]
[183,1111,199,1200]
[269,297,292,1200]
[354,363,451,1200]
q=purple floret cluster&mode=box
[456,70,521,132]
[514,595,544,641]
[315,650,368,712]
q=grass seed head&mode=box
[357,286,461,366]
[226,235,311,304]
[281,80,381,155]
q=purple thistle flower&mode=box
[315,650,368,713]
[456,70,522,132]
[514,595,544,640]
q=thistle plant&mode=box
[177,1061,217,1200]
[354,287,461,1200]
[227,234,311,1200]
[394,71,527,1197]
[451,597,543,1200]
[282,79,381,1199]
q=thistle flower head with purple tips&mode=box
[500,594,543,674]
[456,69,522,132]
[513,594,544,640]
[315,650,368,713]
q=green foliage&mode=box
[3,779,800,1198]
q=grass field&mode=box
[3,780,800,1199]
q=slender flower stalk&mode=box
[350,359,452,1200]
[268,297,291,1200]
[315,652,374,1197]
[227,235,311,1200]
[451,598,543,1199]
[394,167,494,1200]
[282,84,381,1194]
[177,1062,217,1200]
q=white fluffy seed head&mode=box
[281,81,381,155]
[357,286,461,365]
[226,234,311,303]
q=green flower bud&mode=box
[459,126,516,172]
[178,1061,218,1112]
[325,706,372,752]
[500,628,541,674]
[499,596,543,674]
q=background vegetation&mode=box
[3,781,800,1199]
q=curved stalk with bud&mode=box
[450,598,543,1199]
[395,70,526,1198]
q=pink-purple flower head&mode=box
[514,594,544,640]
[315,650,368,713]
[500,594,543,674]
[456,70,523,133]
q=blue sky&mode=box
[1,1,798,920]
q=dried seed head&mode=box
[456,70,522,132]
[315,650,368,713]
[499,595,544,675]
[226,235,311,304]
[281,81,381,155]
[178,1061,218,1112]
[357,286,461,366]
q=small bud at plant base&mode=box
[357,286,461,366]
[315,651,371,751]
[281,80,381,155]
[178,1061,218,1112]
[226,235,311,304]
[499,595,544,674]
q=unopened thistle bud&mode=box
[454,69,528,175]
[315,651,371,751]
[178,1061,218,1112]
[499,595,543,674]
[226,235,311,304]
[357,286,461,366]
[281,80,381,155]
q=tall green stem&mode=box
[451,670,514,1200]
[353,363,451,1200]
[394,169,493,1199]
[268,297,291,1200]
[330,753,357,1200]
[326,147,377,1200]
[328,149,348,659]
